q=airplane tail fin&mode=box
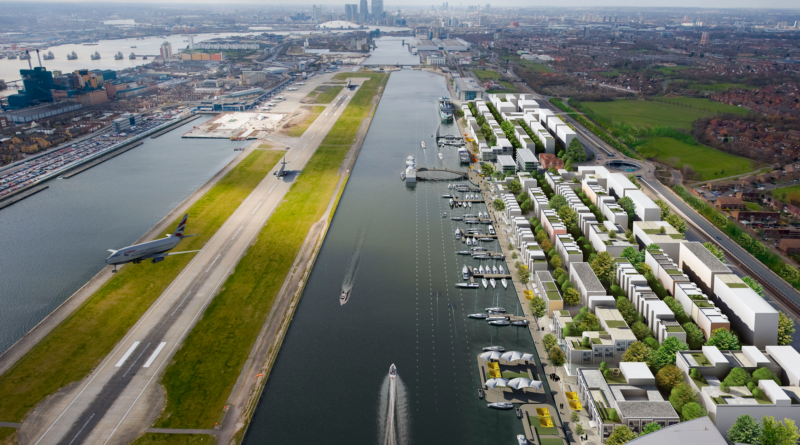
[173,214,188,238]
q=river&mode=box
[242,70,532,444]
[0,116,238,353]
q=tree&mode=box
[622,341,650,363]
[703,242,725,261]
[549,254,563,269]
[778,311,795,346]
[591,251,616,282]
[728,414,762,445]
[779,265,800,284]
[669,382,697,414]
[655,199,671,219]
[543,333,558,351]
[549,194,568,212]
[761,417,800,445]
[656,364,684,390]
[706,327,740,350]
[641,422,662,435]
[563,288,580,306]
[618,196,637,219]
[606,426,637,445]
[650,336,689,370]
[620,246,645,270]
[724,367,752,387]
[632,322,653,341]
[558,206,579,231]
[553,267,567,280]
[752,367,781,386]
[575,423,585,435]
[616,297,637,326]
[481,163,494,176]
[528,295,546,319]
[493,199,505,211]
[548,345,566,366]
[579,313,600,332]
[567,138,586,163]
[743,276,765,298]
[682,402,707,420]
[646,243,661,250]
[682,322,706,350]
[638,263,653,278]
[571,411,580,423]
[518,264,531,284]
[665,213,687,233]
[509,180,522,194]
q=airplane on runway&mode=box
[106,214,200,272]
[274,156,289,178]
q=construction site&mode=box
[182,111,288,140]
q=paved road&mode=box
[23,79,367,445]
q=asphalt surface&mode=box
[24,78,366,445]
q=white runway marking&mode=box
[206,254,220,273]
[67,413,94,445]
[171,292,192,317]
[143,342,166,368]
[115,342,140,367]
[268,183,278,193]
[232,225,243,240]
[123,343,149,377]
[252,201,263,215]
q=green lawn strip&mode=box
[130,433,216,445]
[687,82,753,92]
[581,100,712,130]
[659,97,751,116]
[315,86,344,104]
[637,137,758,181]
[0,150,283,423]
[534,425,560,436]
[540,438,565,445]
[471,69,502,82]
[284,106,326,138]
[0,427,15,442]
[154,72,388,429]
[769,184,800,204]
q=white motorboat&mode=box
[443,212,447,218]
[462,265,469,279]
[421,141,426,149]
[482,278,488,288]
[455,228,461,238]
[448,183,453,189]
[389,363,397,379]
[473,247,488,251]
[473,254,490,259]
[489,320,510,326]
[479,265,485,274]
[400,171,406,180]
[466,238,472,246]
[492,265,498,274]
[499,265,505,274]
[517,434,528,445]
[490,278,496,288]
[468,201,472,208]
[482,345,505,352]
[485,307,506,312]
[488,402,514,409]
[456,282,480,288]
[438,153,443,160]
[449,198,454,206]
[501,278,508,289]
[511,319,530,327]
[468,313,488,319]
[452,216,464,221]
[457,251,472,255]
[487,316,506,321]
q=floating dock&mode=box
[0,184,48,210]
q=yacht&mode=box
[489,278,496,288]
[389,364,397,380]
[468,201,472,208]
[482,345,505,352]
[492,265,498,274]
[340,288,350,305]
[485,307,506,312]
[400,171,406,180]
[438,97,454,122]
[456,251,471,255]
[473,246,488,251]
[449,198,454,206]
[511,319,530,327]
[517,434,528,445]
[468,313,488,319]
[501,278,508,289]
[442,194,453,198]
[488,225,496,235]
[479,237,495,242]
[466,238,471,246]
[451,216,463,221]
[456,282,480,289]
[448,183,453,189]
[487,316,506,321]
[462,265,469,280]
[499,265,505,274]
[479,389,485,399]
[482,278,488,288]
[442,212,447,218]
[487,402,514,410]
[421,141,426,149]
[473,254,490,259]
[455,228,461,238]
[479,265,485,274]
[438,153,443,160]
[489,319,510,326]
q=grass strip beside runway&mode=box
[315,85,344,104]
[284,105,325,137]
[153,72,389,429]
[0,149,283,423]
[130,433,216,445]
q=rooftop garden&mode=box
[546,282,558,291]
[726,282,749,289]
[571,340,591,350]
[605,320,627,328]
[666,326,685,333]
[595,402,621,423]
[669,234,685,239]
[691,352,712,367]
[547,291,562,301]
[559,310,570,316]
[528,245,541,250]
[591,338,603,345]
[665,269,683,275]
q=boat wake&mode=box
[340,227,366,305]
[377,372,411,445]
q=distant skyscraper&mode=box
[188,36,194,50]
[371,0,383,20]
[345,4,358,21]
[160,41,172,60]
[700,31,709,45]
[360,0,368,17]
[485,4,490,11]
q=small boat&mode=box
[400,171,406,180]
[468,201,472,208]
[482,345,505,351]
[487,316,506,321]
[451,216,463,221]
[499,266,505,274]
[480,237,495,242]
[442,194,453,198]
[516,408,523,419]
[389,363,397,380]
[456,251,472,255]
[479,389,485,399]
[456,283,480,289]
[449,198,454,206]
[442,212,447,218]
[512,319,530,327]
[488,402,513,409]
[501,278,508,289]
[455,228,461,238]
[468,313,488,319]
[479,265,485,274]
[131,45,137,48]
[482,278,488,288]
[473,254,490,259]
[340,288,350,305]
[517,434,528,445]
[462,265,469,280]
[492,265,498,274]
[438,153,443,160]
[421,141,426,149]
[466,238,472,246]
[490,278,496,288]
[489,320,510,326]
[486,307,506,312]
[472,247,488,251]
[448,183,453,189]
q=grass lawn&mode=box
[284,106,326,138]
[656,66,692,76]
[258,143,273,149]
[0,428,15,441]
[687,82,753,92]
[581,99,748,130]
[744,202,763,211]
[130,434,216,445]
[532,424,560,436]
[471,69,502,82]
[604,371,628,384]
[502,371,529,379]
[540,439,565,445]
[0,149,283,423]
[769,184,800,204]
[659,97,751,116]
[516,60,554,73]
[154,72,389,429]
[636,137,759,181]
[315,85,344,104]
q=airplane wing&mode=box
[142,250,201,259]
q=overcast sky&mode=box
[15,0,800,7]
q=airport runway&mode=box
[24,78,367,445]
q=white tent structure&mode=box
[507,378,543,390]
[485,378,509,389]
[480,351,503,361]
[499,351,536,364]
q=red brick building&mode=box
[538,153,564,170]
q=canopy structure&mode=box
[479,351,503,361]
[501,351,524,362]
[485,378,509,389]
[507,377,543,390]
